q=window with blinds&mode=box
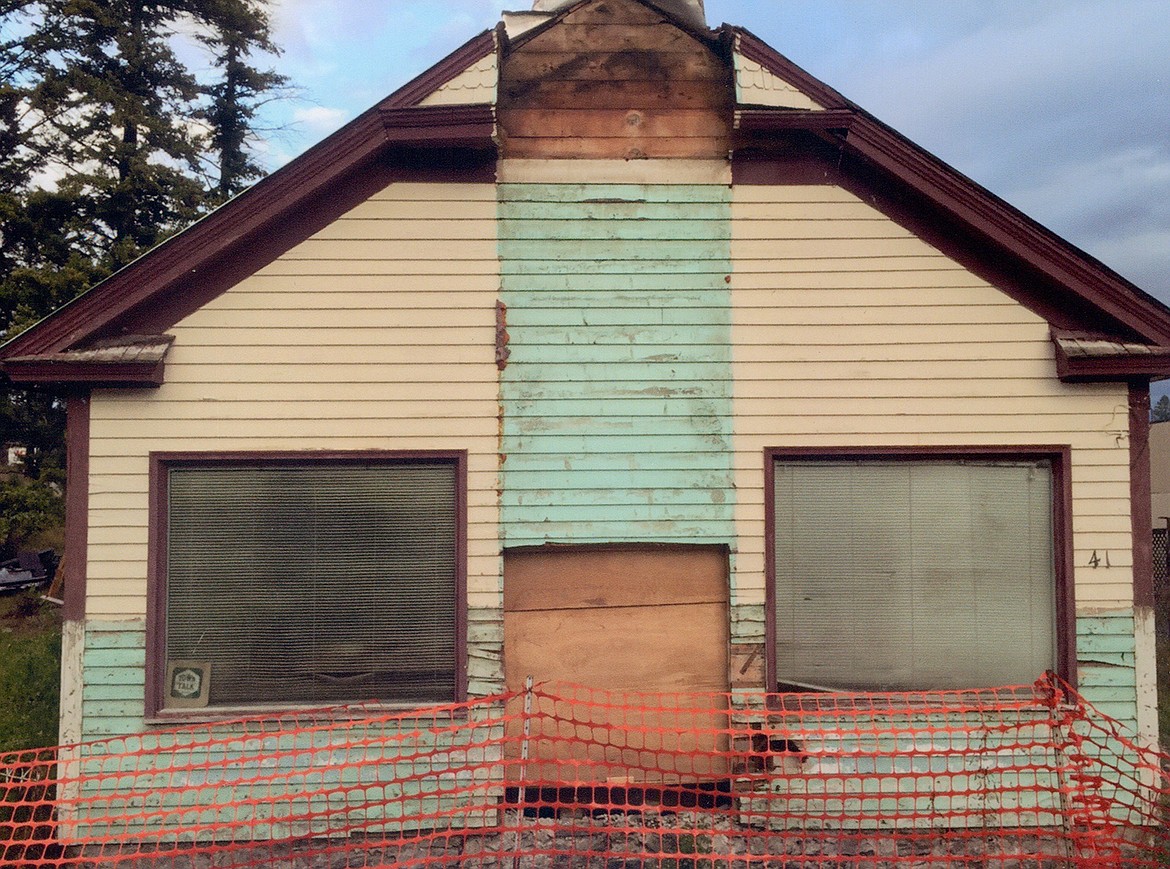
[772,457,1057,692]
[163,459,459,708]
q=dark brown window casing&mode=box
[764,446,1076,693]
[146,450,468,720]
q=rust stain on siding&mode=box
[495,300,511,371]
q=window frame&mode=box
[763,446,1076,693]
[146,450,468,721]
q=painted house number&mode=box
[1087,550,1110,568]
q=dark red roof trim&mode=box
[736,108,854,131]
[384,29,497,108]
[1051,330,1170,381]
[4,358,167,388]
[381,105,496,146]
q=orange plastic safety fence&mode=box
[1,675,1166,867]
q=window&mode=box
[150,453,465,714]
[768,450,1068,692]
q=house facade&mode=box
[2,0,1168,811]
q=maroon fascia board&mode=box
[145,449,470,722]
[736,108,855,132]
[381,105,497,146]
[4,359,167,387]
[384,29,496,108]
[764,446,1077,691]
[1051,340,1170,382]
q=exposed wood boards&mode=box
[506,49,725,83]
[505,604,728,688]
[505,547,727,611]
[503,108,727,138]
[497,158,730,184]
[499,0,731,160]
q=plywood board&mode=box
[503,546,730,783]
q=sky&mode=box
[253,0,1170,308]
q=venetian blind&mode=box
[166,462,457,707]
[773,459,1055,691]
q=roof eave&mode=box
[3,359,167,389]
[0,105,497,362]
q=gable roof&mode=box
[4,0,1170,386]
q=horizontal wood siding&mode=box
[83,182,502,742]
[730,184,1144,729]
[499,182,733,545]
[498,0,731,160]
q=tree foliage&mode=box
[0,0,289,535]
[1153,395,1170,423]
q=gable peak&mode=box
[530,0,707,30]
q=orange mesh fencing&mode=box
[2,674,1167,867]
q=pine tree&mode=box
[1153,395,1170,423]
[198,0,291,203]
[0,0,289,537]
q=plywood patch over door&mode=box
[504,545,730,783]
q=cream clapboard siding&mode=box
[730,185,1148,732]
[82,182,502,737]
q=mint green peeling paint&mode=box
[498,183,734,546]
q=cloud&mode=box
[292,106,348,135]
[256,0,1170,303]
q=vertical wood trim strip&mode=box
[1054,446,1078,687]
[63,395,90,622]
[1130,382,1155,609]
[763,449,778,692]
[145,453,168,718]
[455,450,469,704]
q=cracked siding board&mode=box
[730,185,1135,616]
[1077,612,1140,732]
[80,181,502,721]
[499,182,733,546]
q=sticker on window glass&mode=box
[166,660,210,708]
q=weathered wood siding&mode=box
[729,183,1150,735]
[498,178,734,545]
[81,182,502,739]
[497,0,732,160]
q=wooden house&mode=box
[2,0,1168,809]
